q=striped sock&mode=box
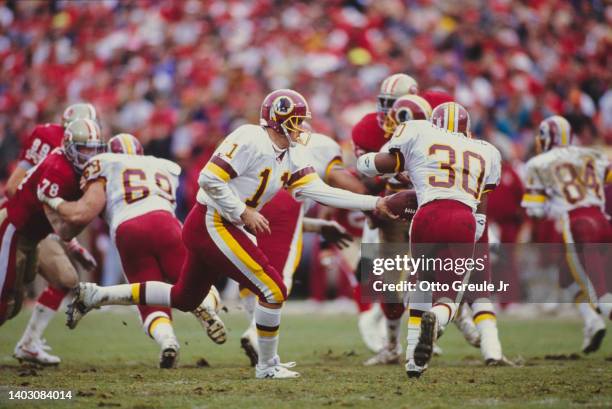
[144,312,176,346]
[255,303,282,365]
[431,299,456,331]
[406,308,424,360]
[129,282,172,307]
[471,298,501,360]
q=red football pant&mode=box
[170,204,287,311]
[561,206,612,300]
[410,199,476,302]
[115,210,184,322]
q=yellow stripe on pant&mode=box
[212,211,284,303]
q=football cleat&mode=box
[358,304,385,353]
[66,283,100,329]
[159,337,180,369]
[363,342,402,366]
[414,312,438,368]
[255,356,300,379]
[405,359,427,379]
[14,338,60,366]
[240,325,259,367]
[454,304,481,348]
[582,313,606,354]
[191,286,227,344]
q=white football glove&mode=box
[474,213,487,242]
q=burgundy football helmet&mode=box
[383,95,432,134]
[537,115,572,152]
[260,89,311,145]
[109,133,144,155]
[431,102,471,136]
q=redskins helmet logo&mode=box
[271,96,295,121]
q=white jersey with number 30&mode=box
[386,120,501,211]
[83,153,181,240]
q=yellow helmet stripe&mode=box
[558,117,568,145]
[121,134,134,155]
[447,103,455,132]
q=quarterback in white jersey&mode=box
[62,89,394,380]
[357,102,502,378]
[40,133,226,369]
[521,115,612,354]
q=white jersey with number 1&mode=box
[385,120,501,211]
[82,153,181,240]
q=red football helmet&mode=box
[376,73,418,128]
[383,95,432,134]
[260,89,311,145]
[431,102,471,136]
[537,115,572,152]
[109,133,144,155]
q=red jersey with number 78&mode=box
[5,149,81,242]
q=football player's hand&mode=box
[37,187,64,210]
[374,197,399,220]
[241,207,271,235]
[66,238,98,271]
[320,220,353,249]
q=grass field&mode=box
[0,306,611,409]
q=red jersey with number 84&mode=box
[5,149,81,241]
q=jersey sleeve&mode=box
[521,159,549,216]
[483,146,502,192]
[307,134,344,182]
[286,166,378,211]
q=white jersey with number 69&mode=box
[386,120,501,211]
[82,153,181,240]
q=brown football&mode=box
[384,190,418,220]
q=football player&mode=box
[351,73,419,352]
[521,115,612,353]
[58,89,396,379]
[239,130,365,366]
[363,94,432,366]
[0,118,106,338]
[7,103,99,365]
[40,132,226,368]
[357,102,502,377]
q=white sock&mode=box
[597,293,612,320]
[144,312,177,347]
[386,318,401,348]
[471,299,502,360]
[255,303,282,365]
[431,299,456,331]
[18,303,55,346]
[242,293,257,323]
[202,285,221,312]
[576,302,600,324]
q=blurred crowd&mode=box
[0,0,610,299]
